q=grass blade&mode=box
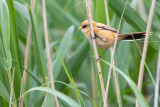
[0,81,10,102]
[54,45,84,106]
[101,59,149,107]
[28,6,47,84]
[53,26,74,79]
[109,0,146,31]
[0,0,10,65]
[24,68,43,85]
[14,1,30,21]
[23,87,80,107]
[6,0,22,99]
[56,40,89,90]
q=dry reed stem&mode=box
[42,0,59,106]
[20,1,35,107]
[104,0,110,26]
[42,93,48,106]
[104,1,128,107]
[23,22,32,85]
[84,0,105,103]
[104,0,121,107]
[136,0,156,106]
[91,58,97,103]
[23,0,36,87]
[23,21,32,76]
[89,0,97,104]
[9,67,15,107]
[111,64,121,107]
[88,0,93,18]
[154,48,160,107]
[137,0,147,21]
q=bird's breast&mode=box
[86,36,115,50]
[95,39,114,50]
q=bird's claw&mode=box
[96,56,101,61]
[96,58,99,61]
[91,37,95,39]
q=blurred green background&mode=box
[0,0,160,106]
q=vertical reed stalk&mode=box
[20,1,35,107]
[9,67,15,107]
[104,0,109,25]
[104,1,128,106]
[89,0,97,104]
[23,0,36,86]
[136,0,156,106]
[24,0,36,83]
[154,48,160,107]
[84,0,105,103]
[104,0,121,107]
[91,58,97,103]
[42,0,59,106]
[137,0,147,21]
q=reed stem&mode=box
[136,0,156,106]
[42,0,59,106]
[85,0,105,103]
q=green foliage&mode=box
[0,0,159,106]
[6,0,22,100]
[101,59,149,107]
[24,87,80,107]
[53,26,74,79]
[0,82,10,103]
[28,6,47,84]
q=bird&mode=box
[79,20,148,58]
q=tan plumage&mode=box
[79,20,146,50]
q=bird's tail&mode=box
[119,32,151,41]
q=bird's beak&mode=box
[79,27,83,30]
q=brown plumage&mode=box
[79,20,147,50]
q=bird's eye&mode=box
[83,25,87,28]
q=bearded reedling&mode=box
[79,20,150,59]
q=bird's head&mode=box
[79,20,96,34]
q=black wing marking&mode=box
[92,34,106,42]
[97,27,121,34]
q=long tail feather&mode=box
[119,32,151,40]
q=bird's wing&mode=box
[93,27,116,41]
[94,23,121,34]
[94,34,106,42]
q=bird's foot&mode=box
[91,37,95,39]
[96,56,102,61]
[96,58,100,61]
